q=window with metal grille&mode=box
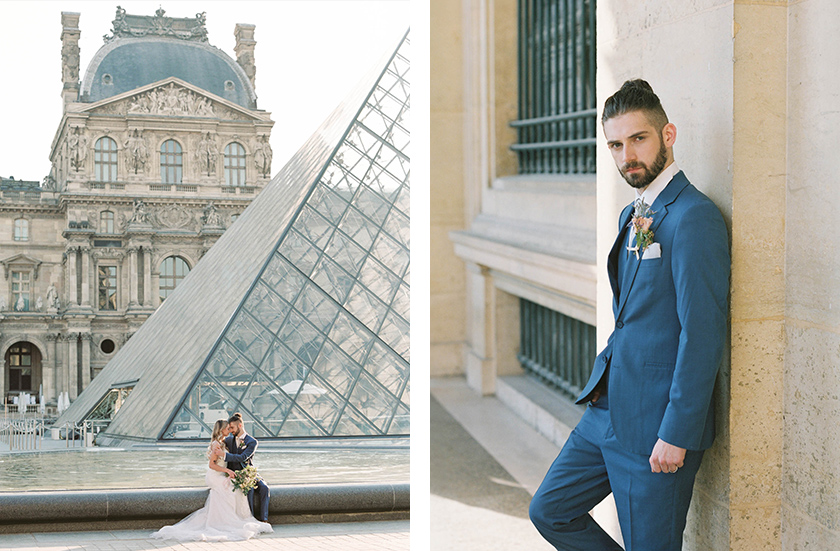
[95,137,118,182]
[160,139,183,184]
[518,298,596,398]
[512,0,597,175]
[224,142,246,186]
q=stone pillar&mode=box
[128,247,139,307]
[728,4,788,550]
[66,246,78,307]
[60,12,81,107]
[66,334,78,400]
[80,333,91,390]
[234,23,257,91]
[142,247,153,308]
[80,246,91,307]
[463,263,495,395]
[44,334,59,404]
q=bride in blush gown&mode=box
[151,419,273,542]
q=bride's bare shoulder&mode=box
[210,440,223,449]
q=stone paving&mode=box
[0,521,409,551]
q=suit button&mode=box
[616,321,624,329]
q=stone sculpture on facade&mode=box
[201,201,224,227]
[124,129,149,175]
[254,135,273,178]
[35,296,44,312]
[67,127,88,172]
[128,199,150,225]
[105,6,209,43]
[15,295,25,312]
[196,132,219,176]
[46,284,59,310]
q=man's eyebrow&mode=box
[607,130,650,145]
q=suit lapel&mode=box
[608,205,634,310]
[614,171,690,319]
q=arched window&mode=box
[224,142,246,186]
[160,140,183,184]
[100,211,114,234]
[94,137,118,182]
[13,218,28,241]
[159,256,190,302]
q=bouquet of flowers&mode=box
[230,465,261,495]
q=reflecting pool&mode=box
[0,446,408,492]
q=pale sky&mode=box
[0,1,410,182]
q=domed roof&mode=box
[81,36,256,109]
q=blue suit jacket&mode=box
[224,433,258,471]
[575,171,730,455]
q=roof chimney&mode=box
[234,24,257,93]
[60,12,81,108]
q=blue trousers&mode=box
[529,396,704,551]
[248,479,270,522]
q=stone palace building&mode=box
[0,7,274,408]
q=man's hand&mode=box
[589,390,601,403]
[649,438,686,474]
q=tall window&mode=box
[159,256,190,302]
[98,265,117,310]
[95,137,118,182]
[100,211,115,234]
[224,142,246,186]
[11,271,31,311]
[512,0,597,174]
[160,140,183,184]
[8,344,32,392]
[13,218,28,241]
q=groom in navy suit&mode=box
[529,80,730,550]
[224,413,271,522]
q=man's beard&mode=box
[620,139,668,189]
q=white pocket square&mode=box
[642,242,661,260]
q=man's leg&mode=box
[529,407,624,551]
[603,431,704,551]
[254,479,270,521]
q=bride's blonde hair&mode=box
[210,419,228,442]
[206,419,228,459]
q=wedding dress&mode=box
[151,444,273,542]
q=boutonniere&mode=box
[627,199,656,259]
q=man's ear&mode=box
[661,122,677,148]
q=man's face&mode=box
[603,110,673,190]
[228,422,241,436]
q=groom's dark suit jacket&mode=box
[224,433,258,471]
[576,171,730,455]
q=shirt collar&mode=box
[636,161,679,207]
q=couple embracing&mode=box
[153,413,273,542]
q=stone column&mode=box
[60,12,81,107]
[66,333,78,400]
[80,333,91,390]
[66,246,78,307]
[44,334,59,404]
[80,246,91,307]
[234,23,257,91]
[142,247,153,308]
[128,247,139,307]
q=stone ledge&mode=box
[0,483,409,534]
[496,375,585,449]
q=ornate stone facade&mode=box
[0,8,272,410]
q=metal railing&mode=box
[512,0,597,175]
[0,419,46,451]
[517,298,596,398]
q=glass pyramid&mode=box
[161,34,410,439]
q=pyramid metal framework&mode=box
[56,32,409,443]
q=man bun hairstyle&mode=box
[228,412,243,424]
[602,78,669,130]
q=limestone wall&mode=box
[783,0,840,547]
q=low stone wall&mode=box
[0,483,409,534]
